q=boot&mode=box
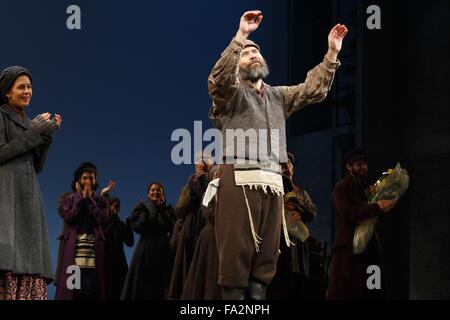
[249,280,267,300]
[221,286,246,300]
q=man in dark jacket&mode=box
[326,150,396,299]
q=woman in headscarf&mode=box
[0,65,61,300]
[121,182,176,300]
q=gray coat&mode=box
[0,103,53,280]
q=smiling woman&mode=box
[5,75,32,108]
[120,182,176,300]
[0,65,61,300]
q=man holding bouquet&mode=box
[326,149,396,299]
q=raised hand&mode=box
[29,112,61,136]
[101,180,116,196]
[29,113,49,132]
[288,211,301,225]
[82,180,93,199]
[237,10,263,40]
[53,114,62,126]
[328,23,348,54]
[377,199,396,213]
[43,119,60,136]
[150,195,165,207]
[195,163,207,178]
[108,180,116,190]
[30,113,48,125]
[41,113,51,121]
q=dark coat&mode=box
[103,214,134,300]
[267,184,318,300]
[181,197,221,300]
[54,192,109,300]
[168,175,206,299]
[120,201,175,300]
[326,175,383,300]
[0,104,53,280]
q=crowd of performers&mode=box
[0,11,397,300]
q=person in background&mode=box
[121,182,176,300]
[326,150,396,299]
[101,180,134,300]
[181,165,221,300]
[54,162,109,300]
[267,152,317,299]
[168,151,213,299]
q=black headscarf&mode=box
[0,66,32,105]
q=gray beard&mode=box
[239,63,270,82]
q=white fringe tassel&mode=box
[281,196,295,247]
[242,186,263,252]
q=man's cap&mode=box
[343,149,368,166]
[243,39,260,52]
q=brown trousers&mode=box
[215,164,282,288]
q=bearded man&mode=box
[326,150,396,299]
[208,10,347,300]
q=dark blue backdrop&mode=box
[1,0,293,298]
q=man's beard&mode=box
[350,169,368,183]
[239,59,270,82]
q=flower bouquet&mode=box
[353,162,410,254]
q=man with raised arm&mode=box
[208,10,347,300]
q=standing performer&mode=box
[326,150,396,299]
[181,165,221,300]
[267,152,318,299]
[103,193,134,300]
[121,182,176,300]
[0,66,61,300]
[55,162,109,300]
[168,153,212,299]
[208,11,347,299]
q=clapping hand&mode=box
[29,112,62,136]
[101,180,116,196]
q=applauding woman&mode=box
[121,182,176,300]
[0,66,61,300]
